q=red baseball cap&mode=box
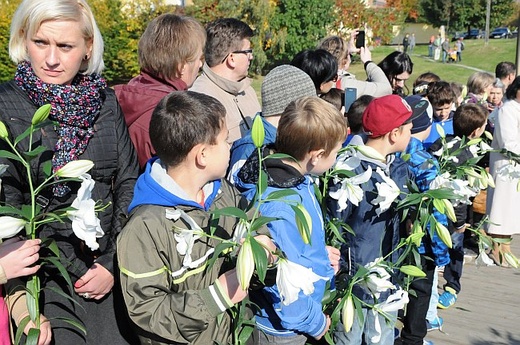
[362,94,423,138]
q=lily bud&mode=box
[0,121,8,140]
[251,115,265,149]
[355,145,386,162]
[436,222,452,248]
[295,204,312,244]
[400,264,426,277]
[442,199,456,222]
[342,295,355,332]
[236,237,255,290]
[485,170,495,188]
[31,104,51,125]
[56,160,94,177]
[436,123,445,138]
[0,216,26,239]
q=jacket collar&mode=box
[201,63,251,95]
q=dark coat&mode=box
[0,80,139,344]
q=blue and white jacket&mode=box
[235,147,334,338]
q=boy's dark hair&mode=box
[276,97,347,161]
[505,76,520,100]
[453,103,487,137]
[495,61,516,80]
[204,18,254,67]
[291,49,338,91]
[150,91,226,167]
[320,88,344,112]
[413,72,440,96]
[347,95,374,134]
[427,81,456,107]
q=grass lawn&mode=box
[250,38,518,97]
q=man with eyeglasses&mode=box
[190,18,260,142]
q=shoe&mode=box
[438,287,457,309]
[426,316,443,331]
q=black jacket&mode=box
[0,80,139,278]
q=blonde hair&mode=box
[467,71,494,96]
[138,14,206,80]
[276,96,348,161]
[317,35,348,67]
[9,0,104,75]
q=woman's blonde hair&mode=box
[9,0,104,75]
[467,71,494,96]
[138,14,205,80]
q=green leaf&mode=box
[291,204,312,245]
[25,278,39,322]
[238,323,255,345]
[399,265,426,277]
[264,152,296,161]
[14,315,31,345]
[22,145,47,159]
[25,327,40,345]
[250,236,267,283]
[42,160,52,177]
[432,198,445,214]
[0,205,25,217]
[250,216,279,232]
[327,221,347,244]
[50,317,87,335]
[207,242,235,269]
[264,189,299,200]
[44,256,73,288]
[210,207,248,221]
[0,149,24,163]
[45,286,85,310]
[251,115,265,148]
[41,238,60,257]
[258,170,268,196]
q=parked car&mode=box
[512,29,518,38]
[466,28,483,39]
[490,27,512,39]
[452,32,467,41]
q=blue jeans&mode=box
[426,266,440,323]
[334,309,397,345]
[443,231,464,293]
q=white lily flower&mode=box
[371,167,400,216]
[334,153,361,171]
[236,238,255,290]
[446,137,460,149]
[369,288,409,343]
[431,147,443,157]
[276,258,328,306]
[166,208,203,267]
[0,216,26,239]
[430,173,476,206]
[233,219,250,243]
[360,259,395,298]
[330,166,372,211]
[475,251,496,267]
[67,174,104,251]
[56,160,94,178]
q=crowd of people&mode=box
[0,1,518,345]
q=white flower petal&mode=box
[0,216,26,239]
[276,258,328,306]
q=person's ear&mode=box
[194,144,208,168]
[309,149,325,166]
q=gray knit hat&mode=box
[261,65,316,117]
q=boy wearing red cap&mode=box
[328,94,420,345]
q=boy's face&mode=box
[395,122,413,152]
[310,140,343,175]
[205,123,231,180]
[433,102,453,121]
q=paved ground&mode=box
[425,235,520,345]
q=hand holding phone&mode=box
[355,31,365,49]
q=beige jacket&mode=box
[190,63,260,142]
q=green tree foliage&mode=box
[0,0,21,82]
[418,0,515,32]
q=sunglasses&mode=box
[221,49,254,63]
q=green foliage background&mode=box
[0,0,516,83]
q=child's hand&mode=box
[24,314,52,345]
[326,246,340,274]
[314,314,331,340]
[0,237,41,280]
[218,269,248,303]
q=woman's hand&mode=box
[0,238,41,280]
[74,263,114,300]
[24,314,52,345]
[326,246,340,274]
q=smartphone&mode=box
[344,87,357,113]
[355,31,365,49]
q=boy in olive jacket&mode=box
[118,91,273,345]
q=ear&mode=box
[194,144,208,168]
[85,38,93,60]
[388,128,400,143]
[309,149,326,166]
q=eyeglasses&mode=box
[221,49,254,63]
